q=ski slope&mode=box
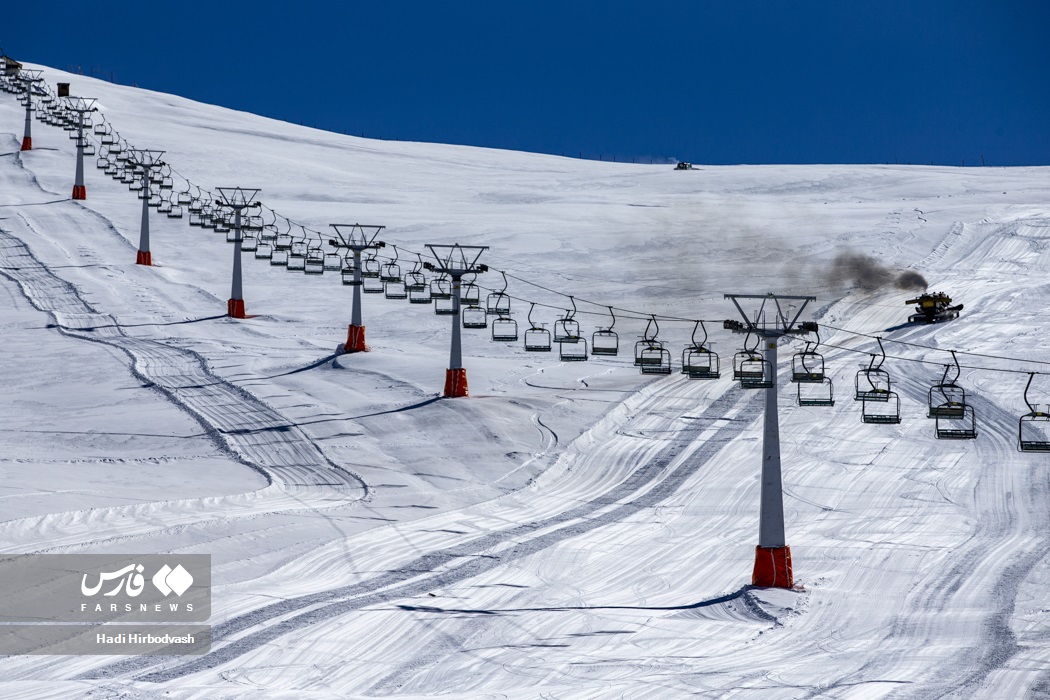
[1,63,1049,699]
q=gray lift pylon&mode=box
[328,224,385,352]
[215,187,261,319]
[126,150,165,266]
[18,70,43,151]
[724,292,816,589]
[63,96,97,199]
[424,244,489,397]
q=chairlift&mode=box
[304,248,324,275]
[592,306,619,356]
[270,248,289,266]
[361,253,382,279]
[121,170,136,185]
[81,141,96,156]
[492,315,518,341]
[640,346,672,375]
[104,163,118,176]
[148,193,162,208]
[434,294,456,313]
[682,321,720,379]
[855,338,892,401]
[560,338,589,362]
[461,273,481,306]
[274,233,293,251]
[1019,373,1050,452]
[93,122,107,135]
[287,251,306,271]
[486,271,511,315]
[798,378,835,406]
[188,210,203,227]
[462,305,488,329]
[95,154,109,169]
[176,185,192,206]
[406,256,427,292]
[927,351,967,418]
[409,284,432,303]
[862,392,902,424]
[323,252,342,271]
[553,297,581,343]
[936,405,976,439]
[214,217,230,234]
[524,303,552,352]
[158,198,172,214]
[363,274,384,293]
[255,242,274,260]
[385,279,407,298]
[739,356,773,389]
[290,237,309,259]
[166,204,183,219]
[793,340,826,383]
[381,246,402,282]
[635,316,664,366]
[430,275,452,299]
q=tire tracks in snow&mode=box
[0,226,368,552]
[79,377,760,682]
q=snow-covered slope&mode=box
[1,63,1049,699]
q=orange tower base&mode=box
[752,545,793,588]
[227,298,246,319]
[20,136,31,151]
[444,368,468,398]
[136,250,152,266]
[72,185,86,200]
[344,324,367,353]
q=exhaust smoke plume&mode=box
[824,252,928,291]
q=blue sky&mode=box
[6,1,1048,165]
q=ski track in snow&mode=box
[0,224,368,553]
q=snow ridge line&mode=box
[0,227,368,532]
[81,380,761,682]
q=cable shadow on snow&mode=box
[41,314,227,332]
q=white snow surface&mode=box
[1,64,1049,699]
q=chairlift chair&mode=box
[188,211,203,227]
[739,357,773,389]
[862,392,902,424]
[462,305,487,329]
[855,338,892,401]
[430,276,452,299]
[409,285,432,303]
[732,349,759,380]
[635,316,664,366]
[560,338,589,362]
[287,251,306,271]
[158,198,172,214]
[274,233,293,250]
[405,271,427,292]
[927,354,967,418]
[385,280,407,298]
[93,122,107,135]
[434,295,456,314]
[380,263,402,283]
[936,405,976,439]
[792,345,825,382]
[270,249,289,266]
[798,378,835,406]
[486,272,512,315]
[148,193,162,208]
[682,321,720,379]
[82,141,96,156]
[640,346,672,375]
[361,255,382,279]
[290,239,309,259]
[323,252,342,271]
[491,315,518,342]
[241,233,258,252]
[461,277,481,306]
[592,306,619,356]
[363,275,384,293]
[166,204,183,219]
[524,304,552,352]
[1019,374,1050,452]
[304,249,324,275]
[255,242,274,260]
[553,298,581,343]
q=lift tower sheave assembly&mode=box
[424,244,488,398]
[126,150,165,266]
[329,224,385,352]
[18,69,43,151]
[64,96,97,200]
[724,292,816,589]
[215,187,261,319]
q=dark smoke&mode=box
[824,252,928,292]
[894,270,928,290]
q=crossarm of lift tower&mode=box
[724,293,817,337]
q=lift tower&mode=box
[424,244,488,397]
[215,187,261,319]
[64,96,97,200]
[724,292,816,588]
[328,224,385,352]
[126,149,165,266]
[18,69,43,151]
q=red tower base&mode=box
[444,368,468,398]
[227,298,246,319]
[344,324,367,353]
[72,185,87,200]
[752,545,793,588]
[20,136,31,151]
[136,250,152,266]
